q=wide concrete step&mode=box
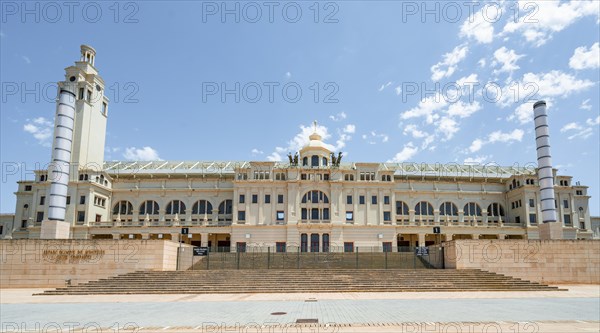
[37,269,562,295]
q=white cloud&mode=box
[378,81,392,91]
[388,143,418,163]
[23,117,53,147]
[569,42,600,70]
[508,102,535,124]
[285,72,292,78]
[492,47,525,74]
[560,122,582,132]
[329,112,347,121]
[123,147,161,161]
[502,0,600,47]
[560,118,598,140]
[363,131,389,145]
[21,56,31,64]
[469,129,524,152]
[437,117,459,141]
[500,71,593,107]
[464,155,491,165]
[430,45,468,81]
[403,124,428,138]
[460,7,495,44]
[251,148,264,156]
[478,58,486,68]
[488,129,525,143]
[580,99,592,111]
[523,71,594,98]
[446,101,481,118]
[343,124,356,134]
[469,139,484,153]
[586,116,600,126]
[400,93,447,123]
[267,122,351,161]
[395,86,402,95]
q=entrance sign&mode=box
[415,247,429,256]
[181,227,189,235]
[193,247,209,256]
[433,227,441,234]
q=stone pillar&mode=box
[498,234,506,240]
[445,233,453,242]
[472,234,479,240]
[201,233,209,247]
[418,233,426,247]
[112,233,120,240]
[141,233,150,240]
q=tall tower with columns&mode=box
[65,45,109,171]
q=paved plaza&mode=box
[1,286,599,332]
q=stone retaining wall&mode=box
[443,239,600,284]
[0,239,192,288]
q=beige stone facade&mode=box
[0,46,595,250]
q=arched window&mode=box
[192,200,213,215]
[322,157,328,166]
[322,234,330,252]
[300,234,308,252]
[311,155,319,167]
[300,190,330,221]
[396,201,409,215]
[166,200,186,215]
[218,200,233,215]
[302,190,329,204]
[302,157,308,166]
[439,202,458,216]
[113,201,133,215]
[487,203,505,217]
[415,201,434,215]
[139,200,159,215]
[464,202,482,216]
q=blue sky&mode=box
[1,1,599,214]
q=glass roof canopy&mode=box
[102,160,537,179]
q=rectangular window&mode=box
[252,194,258,204]
[563,200,569,209]
[77,211,85,222]
[102,102,108,115]
[564,214,571,225]
[301,174,307,180]
[529,214,537,225]
[236,242,247,253]
[0,225,3,235]
[265,195,271,204]
[239,194,245,204]
[576,190,583,195]
[86,89,92,102]
[237,211,246,221]
[278,194,284,204]
[301,208,307,220]
[276,211,285,221]
[39,196,45,205]
[66,196,71,205]
[78,88,84,100]
[359,196,365,205]
[36,211,44,222]
[383,242,392,253]
[21,220,27,228]
[24,185,32,191]
[515,216,521,224]
[372,196,378,204]
[276,242,286,253]
[344,242,354,253]
[80,195,85,204]
[529,199,535,208]
[384,196,390,205]
[346,211,353,221]
[346,195,353,204]
[95,214,101,222]
[383,211,391,221]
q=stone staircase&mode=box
[37,269,563,295]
